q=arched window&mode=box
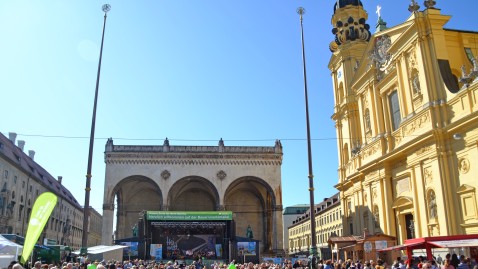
[389,90,401,130]
[338,83,345,103]
[343,143,349,164]
[364,108,371,132]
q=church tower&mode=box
[328,0,478,245]
[329,0,371,191]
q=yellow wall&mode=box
[329,6,478,243]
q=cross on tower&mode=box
[376,5,382,18]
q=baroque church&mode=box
[330,0,478,246]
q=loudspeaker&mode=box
[228,220,236,240]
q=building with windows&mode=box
[88,207,103,246]
[287,193,341,259]
[0,132,101,249]
[329,0,478,247]
[282,204,309,254]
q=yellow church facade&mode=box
[329,0,478,246]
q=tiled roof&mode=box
[0,132,82,209]
[291,192,340,225]
[328,235,363,243]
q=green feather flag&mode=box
[21,192,58,263]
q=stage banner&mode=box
[147,211,233,221]
[150,244,163,260]
[215,244,222,257]
[21,192,58,263]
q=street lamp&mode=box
[81,3,111,255]
[297,7,318,266]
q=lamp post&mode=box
[297,7,318,265]
[81,3,111,255]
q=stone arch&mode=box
[167,176,220,211]
[224,176,276,252]
[111,175,162,239]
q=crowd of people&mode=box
[6,253,478,269]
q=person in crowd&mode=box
[363,261,372,269]
[457,255,470,269]
[324,260,333,269]
[451,255,460,269]
[442,259,455,269]
[375,260,384,269]
[13,264,24,269]
[423,262,432,269]
[437,256,443,266]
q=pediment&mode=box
[392,196,413,209]
[457,184,475,194]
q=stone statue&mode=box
[412,75,421,94]
[428,191,437,219]
[132,224,139,237]
[246,225,253,239]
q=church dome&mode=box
[334,0,364,13]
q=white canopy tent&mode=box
[73,245,127,262]
[0,235,23,268]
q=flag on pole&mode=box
[21,192,57,263]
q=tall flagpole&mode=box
[297,7,318,266]
[81,3,111,255]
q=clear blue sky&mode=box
[1,1,477,214]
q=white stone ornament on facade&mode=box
[370,35,393,80]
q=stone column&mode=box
[102,203,115,245]
[273,205,284,252]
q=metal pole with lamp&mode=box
[81,3,111,256]
[297,7,318,268]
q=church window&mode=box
[18,205,23,221]
[338,82,345,103]
[364,109,371,132]
[389,90,401,131]
[343,143,349,164]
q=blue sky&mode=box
[1,1,477,214]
